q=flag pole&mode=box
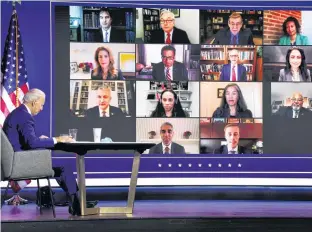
[14,7,19,107]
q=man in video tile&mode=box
[152,45,188,81]
[85,87,125,118]
[219,49,247,81]
[149,122,185,154]
[274,92,312,119]
[213,124,250,154]
[212,12,254,45]
[149,10,190,44]
[94,8,126,43]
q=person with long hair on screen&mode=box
[212,83,253,118]
[278,17,310,45]
[278,47,311,82]
[150,89,189,117]
[91,46,124,80]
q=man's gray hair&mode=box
[23,88,45,103]
[160,121,173,129]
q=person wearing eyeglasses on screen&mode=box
[152,45,188,81]
[150,89,189,117]
[274,92,312,119]
[278,47,311,82]
[212,12,254,45]
[213,124,250,154]
[219,49,247,81]
[148,122,186,154]
[149,10,190,44]
[212,83,253,118]
[278,17,310,45]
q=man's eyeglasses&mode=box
[229,23,242,27]
[160,19,174,24]
[162,56,174,60]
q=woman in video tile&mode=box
[278,47,311,82]
[279,17,310,45]
[150,89,189,117]
[91,46,124,80]
[212,83,252,118]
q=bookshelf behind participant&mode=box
[200,45,261,81]
[69,6,135,43]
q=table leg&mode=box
[76,154,87,216]
[97,150,142,215]
[126,151,141,211]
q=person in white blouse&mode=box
[278,47,311,82]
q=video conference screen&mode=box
[54,5,312,155]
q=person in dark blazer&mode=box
[2,88,96,215]
[274,92,312,119]
[85,87,126,118]
[278,47,311,82]
[213,124,251,154]
[92,8,126,43]
[212,83,253,118]
[149,122,186,154]
[212,12,254,45]
[152,45,188,81]
[149,10,190,44]
[219,49,247,81]
[91,46,125,80]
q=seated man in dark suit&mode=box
[213,12,254,45]
[213,124,251,154]
[149,10,190,44]
[152,45,188,81]
[219,49,247,81]
[85,86,125,118]
[149,122,185,154]
[2,88,97,215]
[274,92,312,119]
[93,8,126,43]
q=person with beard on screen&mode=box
[148,122,185,154]
[93,8,126,43]
[85,86,125,118]
[213,124,251,154]
[274,92,312,119]
[212,83,253,118]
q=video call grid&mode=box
[63,6,312,155]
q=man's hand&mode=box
[39,135,49,139]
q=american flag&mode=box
[1,8,29,126]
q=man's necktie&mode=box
[102,111,107,117]
[104,31,108,42]
[229,150,236,154]
[232,35,237,45]
[165,32,171,44]
[164,146,170,154]
[166,68,172,81]
[232,66,236,81]
[294,110,299,118]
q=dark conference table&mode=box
[54,141,155,216]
